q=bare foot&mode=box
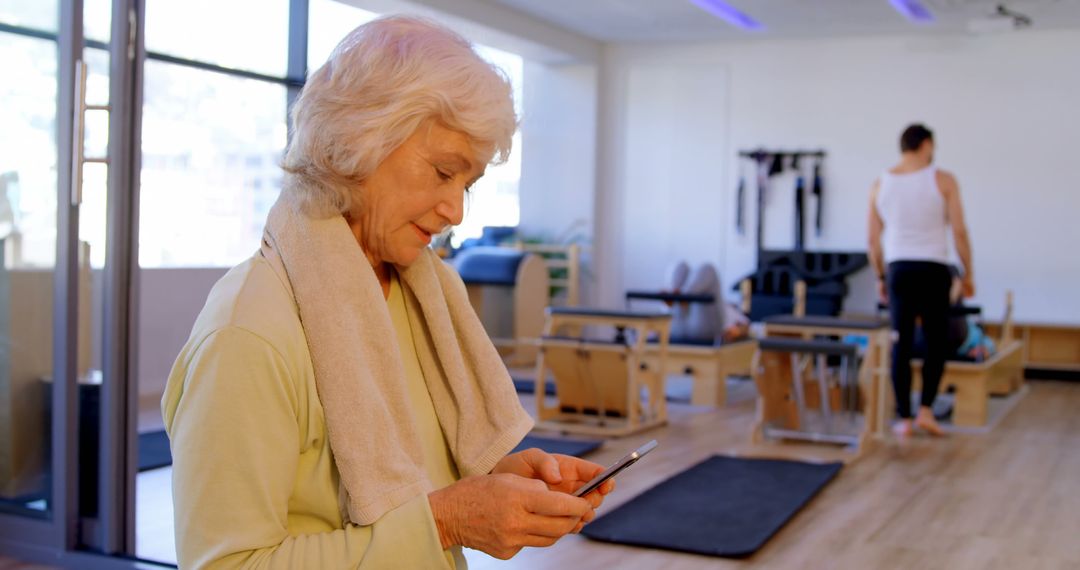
[915,407,946,437]
[892,419,913,439]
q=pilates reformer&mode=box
[533,307,671,437]
[756,314,892,448]
[624,279,757,407]
[517,242,583,307]
[454,246,550,366]
[908,291,1024,427]
[751,338,869,448]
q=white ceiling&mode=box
[481,0,1080,42]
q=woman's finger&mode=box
[521,449,563,485]
[520,513,583,538]
[524,489,592,518]
[556,455,606,481]
[582,490,603,509]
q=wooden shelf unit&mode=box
[984,322,1080,373]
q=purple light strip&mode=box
[889,0,935,23]
[689,0,764,31]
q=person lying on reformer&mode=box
[661,261,750,345]
[914,266,997,362]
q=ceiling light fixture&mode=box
[688,0,763,31]
[889,0,935,24]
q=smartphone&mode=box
[572,439,658,497]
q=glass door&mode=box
[0,1,144,564]
[0,0,85,555]
[0,0,61,519]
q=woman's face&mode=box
[350,122,485,267]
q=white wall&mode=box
[518,60,599,300]
[518,61,597,241]
[137,268,227,407]
[594,50,733,309]
[619,64,729,293]
[597,30,1080,324]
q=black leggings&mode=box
[887,261,951,419]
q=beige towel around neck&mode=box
[262,191,534,526]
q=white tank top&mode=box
[875,166,950,265]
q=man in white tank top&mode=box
[867,124,975,438]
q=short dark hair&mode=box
[900,124,934,153]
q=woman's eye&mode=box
[435,168,452,182]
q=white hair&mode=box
[282,15,517,217]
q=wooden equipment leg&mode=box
[950,374,989,427]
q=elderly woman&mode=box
[162,16,613,569]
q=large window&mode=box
[0,32,58,268]
[0,0,116,527]
[0,0,58,32]
[137,1,293,268]
[139,62,287,267]
[144,0,290,77]
[135,0,526,268]
[0,26,57,519]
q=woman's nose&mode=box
[435,185,465,227]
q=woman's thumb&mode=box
[533,450,562,484]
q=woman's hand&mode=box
[427,473,593,559]
[961,275,976,298]
[493,448,616,532]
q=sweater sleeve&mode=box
[164,326,452,570]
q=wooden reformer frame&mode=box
[911,291,1024,427]
[534,308,671,437]
[755,314,892,450]
[750,337,873,451]
[630,279,758,407]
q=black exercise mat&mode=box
[582,455,842,558]
[138,430,173,472]
[512,435,602,457]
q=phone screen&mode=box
[572,440,658,497]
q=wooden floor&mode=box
[7,380,1077,569]
[465,379,1080,569]
[0,558,56,570]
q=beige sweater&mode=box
[163,253,468,568]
